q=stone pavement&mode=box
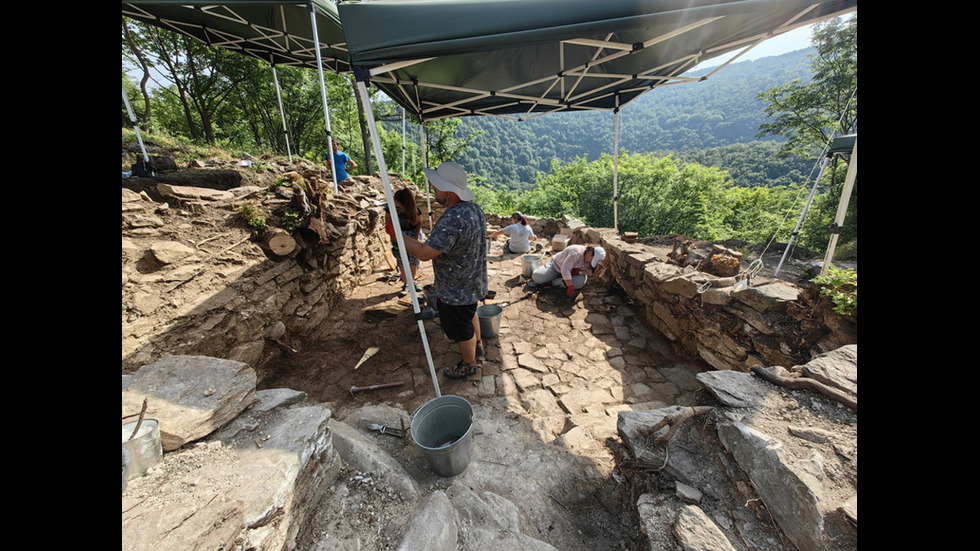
[417,240,710,448]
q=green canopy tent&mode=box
[122,0,350,190]
[338,0,857,226]
[338,0,856,395]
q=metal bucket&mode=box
[521,255,540,279]
[411,395,474,477]
[423,284,438,309]
[122,419,163,484]
[477,304,503,338]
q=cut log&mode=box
[262,228,297,256]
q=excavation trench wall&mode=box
[123,196,854,374]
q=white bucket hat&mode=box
[591,246,606,268]
[423,161,474,202]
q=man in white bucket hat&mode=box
[401,161,488,379]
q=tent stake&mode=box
[356,77,442,398]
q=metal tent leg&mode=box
[774,156,829,278]
[820,139,857,276]
[271,64,293,164]
[355,78,442,398]
[309,2,338,194]
[122,83,151,172]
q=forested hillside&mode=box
[453,48,816,190]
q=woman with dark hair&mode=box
[489,211,536,254]
[385,188,424,295]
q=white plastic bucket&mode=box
[521,255,540,279]
[477,304,503,338]
[411,395,474,477]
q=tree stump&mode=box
[262,228,297,256]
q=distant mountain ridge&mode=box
[456,47,817,190]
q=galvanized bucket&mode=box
[477,304,503,338]
[122,419,163,485]
[411,395,474,477]
[521,255,540,279]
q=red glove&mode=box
[566,285,576,297]
[570,268,581,275]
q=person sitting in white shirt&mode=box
[489,211,536,254]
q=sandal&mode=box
[444,360,480,379]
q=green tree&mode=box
[757,15,857,159]
[756,15,857,257]
[424,118,483,166]
[122,18,250,145]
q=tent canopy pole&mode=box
[309,1,338,194]
[421,123,432,230]
[355,72,442,397]
[402,108,407,175]
[820,139,857,275]
[122,83,151,167]
[271,63,294,164]
[613,94,620,233]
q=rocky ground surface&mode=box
[122,152,856,550]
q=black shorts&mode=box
[437,302,477,342]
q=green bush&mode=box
[811,266,856,316]
[281,209,302,233]
[239,205,267,233]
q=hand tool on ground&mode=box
[350,381,404,396]
[352,346,380,370]
[361,420,407,439]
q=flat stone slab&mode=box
[158,183,236,201]
[800,344,857,396]
[122,355,257,451]
[696,370,773,408]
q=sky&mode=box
[689,23,816,71]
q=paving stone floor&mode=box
[390,244,710,444]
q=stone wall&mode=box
[124,176,854,376]
[122,176,394,373]
[563,222,856,371]
[485,212,565,237]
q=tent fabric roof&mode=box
[122,1,350,72]
[338,0,857,121]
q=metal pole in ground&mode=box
[355,73,442,397]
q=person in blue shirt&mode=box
[328,138,358,183]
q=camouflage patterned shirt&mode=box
[425,201,488,305]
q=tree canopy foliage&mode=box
[123,13,856,257]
